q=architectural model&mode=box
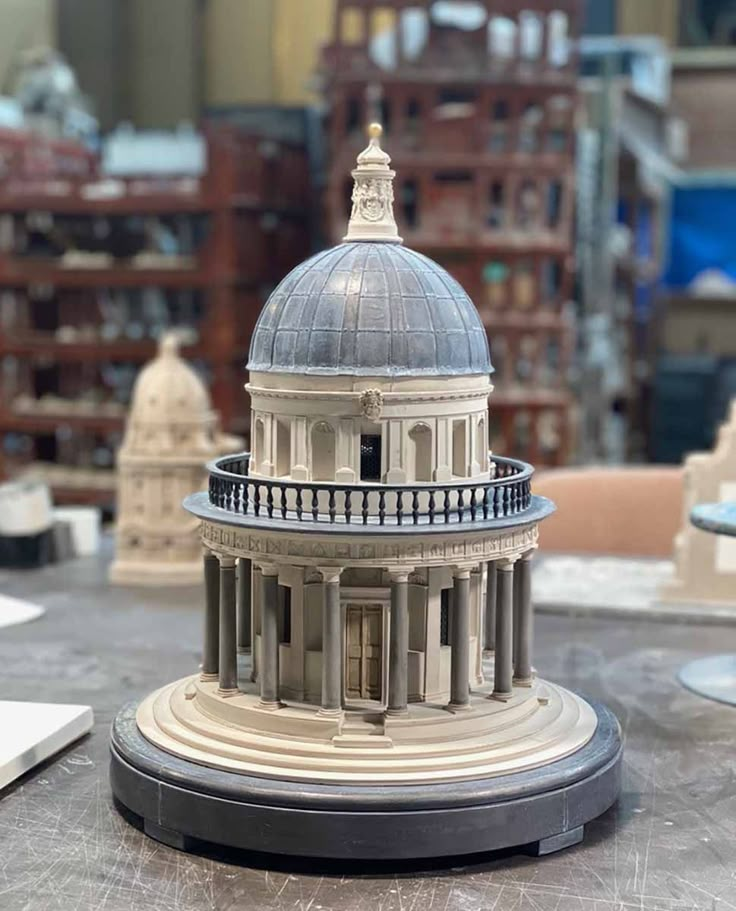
[111,127,621,859]
[109,333,239,586]
[662,400,736,606]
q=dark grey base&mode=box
[110,700,622,862]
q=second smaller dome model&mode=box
[109,333,240,586]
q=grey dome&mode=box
[247,242,492,377]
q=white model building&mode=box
[111,126,621,860]
[110,333,238,586]
[662,399,736,606]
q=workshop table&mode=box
[0,542,735,911]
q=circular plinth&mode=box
[110,699,621,861]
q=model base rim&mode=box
[110,699,622,861]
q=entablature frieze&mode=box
[200,519,537,569]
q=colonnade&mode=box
[200,551,535,715]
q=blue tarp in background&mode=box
[664,185,736,288]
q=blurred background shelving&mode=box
[2,0,736,507]
[0,123,313,505]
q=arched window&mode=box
[311,422,336,482]
[254,418,265,471]
[408,423,432,482]
[275,418,291,477]
[452,419,467,477]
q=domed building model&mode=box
[111,127,622,860]
[110,333,240,586]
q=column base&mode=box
[199,672,218,683]
[491,690,513,702]
[217,687,240,698]
[258,699,284,711]
[316,707,343,719]
[446,701,472,713]
[513,675,534,687]
[385,706,408,717]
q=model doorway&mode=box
[345,604,383,701]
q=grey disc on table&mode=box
[678,654,736,706]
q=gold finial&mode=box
[368,122,383,139]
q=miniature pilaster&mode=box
[484,561,497,653]
[237,557,252,653]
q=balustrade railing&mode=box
[206,452,533,527]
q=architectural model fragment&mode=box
[110,126,622,860]
[110,333,239,586]
[662,400,736,606]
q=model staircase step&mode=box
[332,733,394,749]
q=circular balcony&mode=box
[185,451,552,535]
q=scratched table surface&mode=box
[1,544,735,911]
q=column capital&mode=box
[316,566,343,585]
[496,556,520,572]
[387,567,413,583]
[519,548,536,562]
[452,563,475,579]
[258,562,280,577]
[217,554,237,569]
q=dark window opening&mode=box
[346,96,361,134]
[489,99,509,151]
[360,433,382,481]
[278,585,292,645]
[492,99,509,121]
[439,88,477,105]
[402,179,419,228]
[440,589,452,646]
[378,97,391,132]
[406,97,421,123]
[487,180,504,228]
[547,180,562,228]
[434,169,473,184]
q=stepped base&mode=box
[110,699,621,861]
